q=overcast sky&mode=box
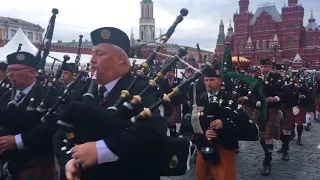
[0,0,319,51]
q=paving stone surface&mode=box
[161,120,320,180]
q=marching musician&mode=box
[61,63,78,90]
[54,27,167,180]
[193,64,259,180]
[159,67,182,137]
[0,62,10,98]
[179,68,195,137]
[0,52,58,179]
[294,74,313,145]
[303,74,315,131]
[254,58,283,176]
[275,64,299,160]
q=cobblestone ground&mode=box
[161,120,320,180]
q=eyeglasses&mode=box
[7,68,32,72]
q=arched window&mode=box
[269,39,272,49]
[141,31,143,40]
[239,41,243,51]
[262,40,267,49]
[308,39,313,46]
[256,40,259,49]
[288,37,294,48]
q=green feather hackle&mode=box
[225,71,267,133]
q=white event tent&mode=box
[0,27,38,59]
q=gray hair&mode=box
[113,45,130,66]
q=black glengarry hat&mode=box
[275,64,285,71]
[7,51,38,69]
[203,63,221,78]
[62,63,78,74]
[90,27,130,55]
[259,58,271,65]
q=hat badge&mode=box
[100,29,111,40]
[216,69,220,75]
[16,54,25,60]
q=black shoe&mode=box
[276,148,284,153]
[296,139,303,146]
[261,161,271,176]
[282,152,289,161]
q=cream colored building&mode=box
[0,17,44,43]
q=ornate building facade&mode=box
[215,0,320,69]
[0,17,44,43]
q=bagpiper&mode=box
[253,58,283,176]
[275,64,299,160]
[193,62,259,180]
[0,51,58,179]
[159,67,183,137]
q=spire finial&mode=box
[311,8,314,15]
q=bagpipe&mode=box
[191,44,265,165]
[56,8,196,177]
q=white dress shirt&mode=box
[15,81,36,150]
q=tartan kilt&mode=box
[7,157,58,180]
[251,108,281,140]
[281,108,296,131]
[295,105,306,124]
[168,105,181,123]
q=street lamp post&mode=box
[237,51,241,67]
[272,41,280,67]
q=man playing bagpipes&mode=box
[274,64,299,160]
[192,44,260,180]
[0,52,59,180]
[293,73,314,145]
[251,58,284,176]
[53,27,169,180]
[159,67,183,137]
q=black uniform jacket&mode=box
[54,72,167,180]
[194,91,259,151]
[0,81,58,172]
[280,78,299,108]
[250,72,284,110]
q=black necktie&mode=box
[16,91,26,103]
[98,86,107,105]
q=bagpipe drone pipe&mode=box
[56,8,194,177]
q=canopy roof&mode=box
[0,27,38,60]
[232,56,250,63]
